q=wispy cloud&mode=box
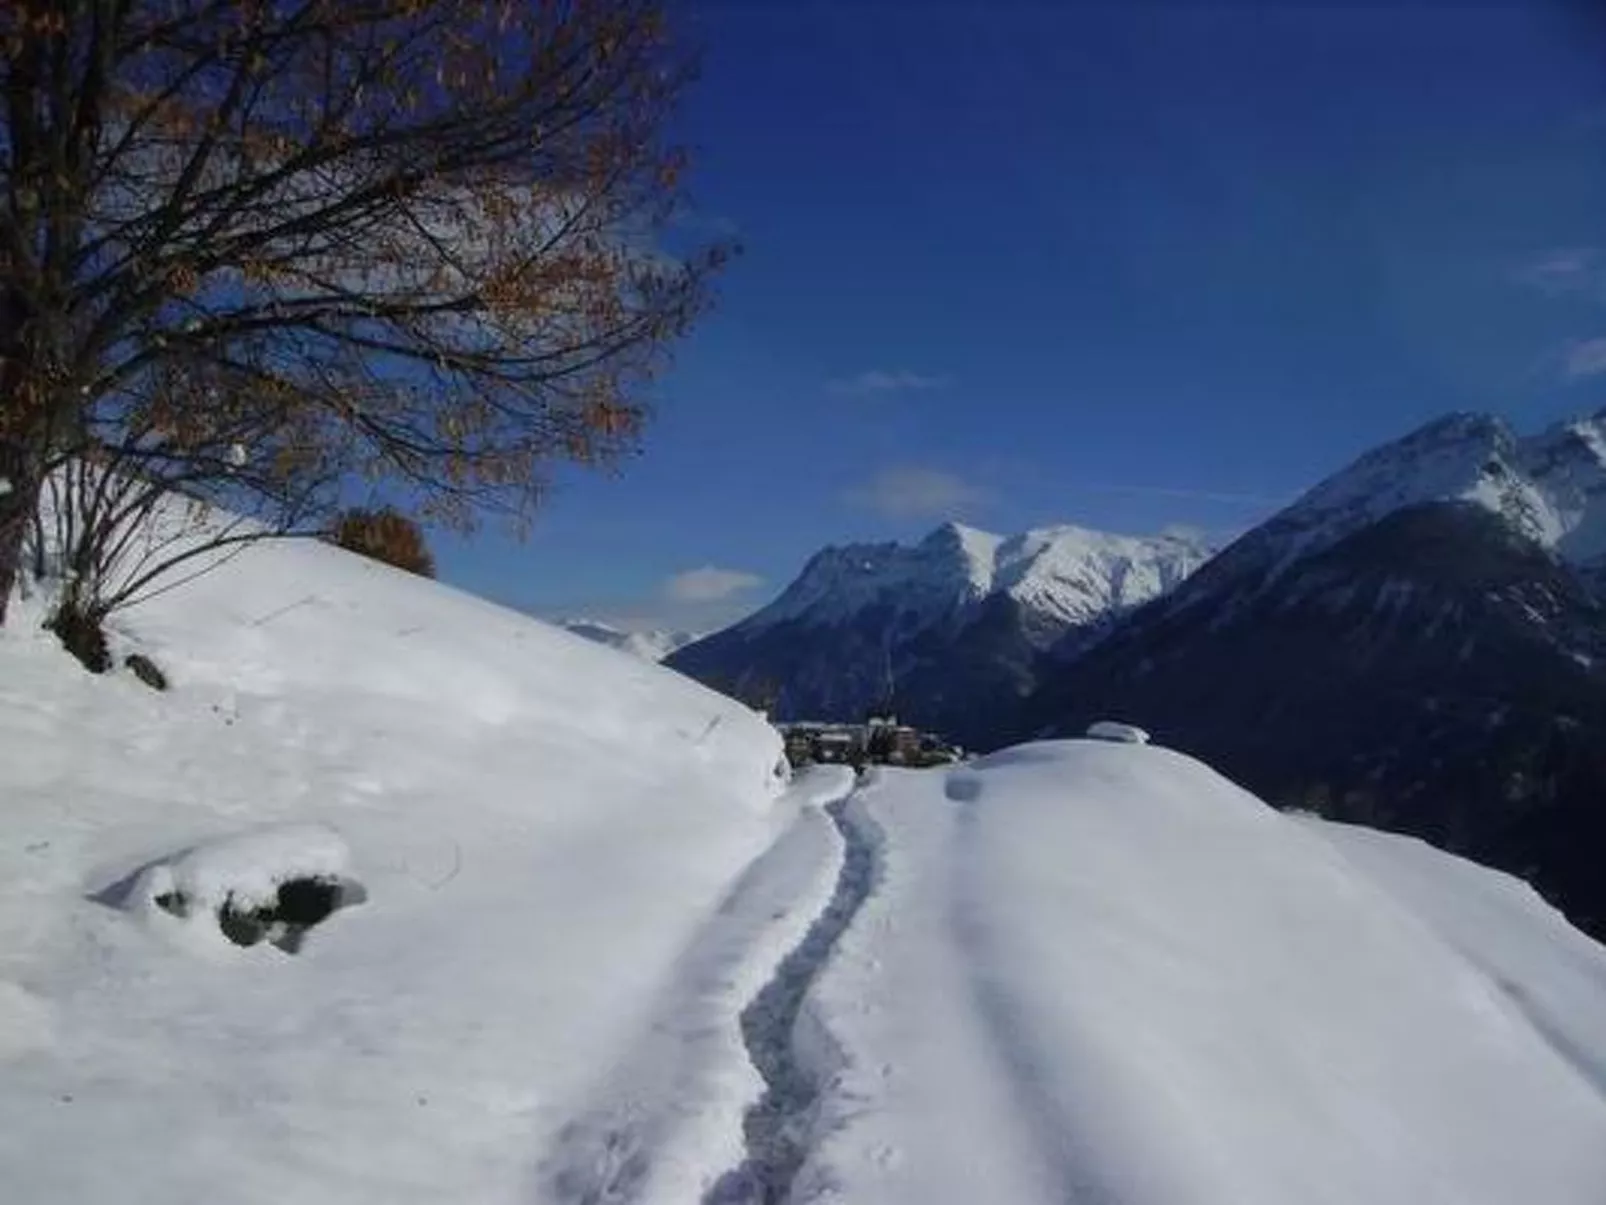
[663,565,765,603]
[1516,247,1605,297]
[1076,483,1288,507]
[827,369,951,397]
[1516,248,1606,383]
[1563,336,1606,381]
[843,466,990,520]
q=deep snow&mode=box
[792,743,1606,1205]
[5,527,1606,1205]
[0,535,852,1205]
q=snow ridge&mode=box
[738,521,1213,641]
[1249,410,1606,572]
[560,619,702,662]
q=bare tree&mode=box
[0,0,727,626]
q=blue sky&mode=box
[436,0,1606,632]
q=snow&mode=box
[1299,818,1606,1096]
[560,618,703,662]
[0,525,859,1204]
[1085,719,1150,743]
[739,520,1214,643]
[796,741,1606,1205]
[116,822,357,956]
[1246,409,1606,573]
[6,501,1606,1203]
[134,823,351,912]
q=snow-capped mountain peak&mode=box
[740,521,1215,640]
[668,520,1215,747]
[1247,409,1606,573]
[991,523,1214,627]
[918,520,1004,595]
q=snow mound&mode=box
[1302,817,1606,1099]
[1085,719,1150,743]
[115,823,361,955]
[800,739,1606,1205]
[0,510,793,1203]
[135,822,351,912]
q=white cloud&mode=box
[663,565,765,603]
[1517,247,1604,297]
[827,369,951,397]
[843,466,990,520]
[1563,336,1606,380]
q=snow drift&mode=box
[796,741,1606,1205]
[0,530,821,1205]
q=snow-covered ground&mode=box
[0,536,853,1204]
[4,529,1606,1204]
[794,743,1606,1205]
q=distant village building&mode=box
[777,713,961,770]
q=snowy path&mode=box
[702,794,884,1205]
[785,768,1080,1205]
[539,767,857,1204]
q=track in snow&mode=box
[704,795,883,1205]
[539,800,843,1205]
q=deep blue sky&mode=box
[438,0,1606,632]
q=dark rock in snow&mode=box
[217,876,354,953]
[124,653,169,691]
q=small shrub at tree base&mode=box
[331,509,437,578]
[47,603,111,674]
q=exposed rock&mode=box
[216,876,352,953]
[124,653,168,691]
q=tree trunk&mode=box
[0,276,45,626]
[0,437,39,626]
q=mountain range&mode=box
[671,408,1606,939]
[667,521,1213,747]
[1027,409,1606,938]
